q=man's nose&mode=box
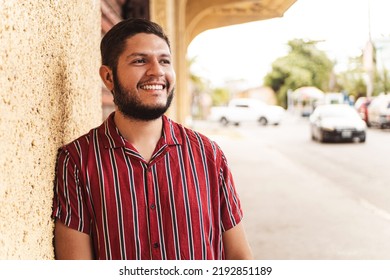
[147,59,164,76]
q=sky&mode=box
[187,0,390,89]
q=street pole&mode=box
[364,0,374,98]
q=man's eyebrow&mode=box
[126,53,147,59]
[126,52,171,60]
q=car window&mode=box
[321,108,356,118]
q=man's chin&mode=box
[114,90,173,121]
[119,106,168,121]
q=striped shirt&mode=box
[52,112,243,260]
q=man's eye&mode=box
[161,59,171,65]
[133,59,146,64]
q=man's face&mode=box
[112,33,176,121]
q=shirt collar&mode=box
[98,112,183,149]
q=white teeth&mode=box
[141,84,164,90]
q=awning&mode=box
[292,86,325,100]
[186,0,298,42]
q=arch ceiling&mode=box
[186,0,297,44]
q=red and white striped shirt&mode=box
[52,113,243,260]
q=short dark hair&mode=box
[100,18,171,69]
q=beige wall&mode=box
[0,1,102,259]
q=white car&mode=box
[209,98,285,126]
[367,93,390,128]
[310,104,366,143]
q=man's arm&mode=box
[54,219,94,260]
[222,221,253,260]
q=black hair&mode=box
[100,18,170,70]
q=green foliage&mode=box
[211,87,230,106]
[188,56,230,118]
[188,56,206,92]
[336,62,367,98]
[376,68,390,94]
[264,39,334,107]
[334,48,390,99]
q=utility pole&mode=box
[364,41,374,98]
[363,0,374,98]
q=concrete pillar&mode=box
[176,0,192,125]
[0,0,101,259]
[150,0,181,122]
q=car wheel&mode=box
[258,117,268,126]
[359,135,366,143]
[318,133,325,143]
[220,117,229,126]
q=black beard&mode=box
[112,71,174,121]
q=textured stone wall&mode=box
[0,1,102,259]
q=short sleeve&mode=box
[52,147,91,234]
[218,149,243,232]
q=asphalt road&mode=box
[191,114,390,260]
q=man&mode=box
[52,18,253,260]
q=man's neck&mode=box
[114,111,163,162]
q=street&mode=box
[191,114,390,259]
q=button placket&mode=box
[145,165,161,259]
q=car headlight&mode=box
[321,124,335,131]
[355,123,366,131]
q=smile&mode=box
[140,84,165,90]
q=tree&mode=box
[264,39,334,107]
[377,67,390,94]
[335,55,368,98]
[189,57,230,119]
[335,45,390,99]
[210,87,230,106]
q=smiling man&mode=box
[52,18,253,260]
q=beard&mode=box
[112,70,174,121]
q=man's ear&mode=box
[99,65,114,91]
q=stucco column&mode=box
[0,0,101,259]
[175,0,191,125]
[151,0,190,124]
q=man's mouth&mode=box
[140,84,165,90]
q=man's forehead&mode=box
[124,33,169,49]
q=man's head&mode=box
[100,18,171,71]
[99,18,175,121]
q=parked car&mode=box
[366,93,390,128]
[209,98,285,126]
[324,92,345,104]
[309,104,366,143]
[354,96,372,124]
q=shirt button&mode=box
[150,204,156,210]
[153,242,159,249]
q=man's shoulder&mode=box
[165,117,222,156]
[166,117,212,142]
[59,122,103,156]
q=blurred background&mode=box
[185,0,390,260]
